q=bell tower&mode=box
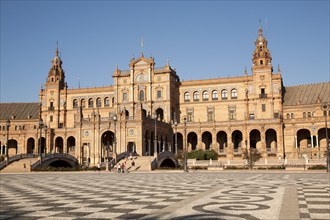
[252,26,272,73]
[40,46,67,130]
[46,47,65,89]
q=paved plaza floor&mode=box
[0,171,329,220]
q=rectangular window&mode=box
[228,105,236,120]
[207,111,214,122]
[249,113,255,119]
[157,90,162,98]
[262,104,266,112]
[187,108,194,122]
[123,93,127,101]
[50,115,53,122]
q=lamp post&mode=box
[322,103,329,172]
[174,120,178,155]
[5,119,10,164]
[39,118,44,166]
[183,116,187,172]
[44,125,48,154]
[113,114,117,163]
[154,112,157,157]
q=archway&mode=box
[266,129,277,151]
[67,136,76,154]
[249,129,261,149]
[173,132,183,154]
[8,139,18,156]
[297,129,311,149]
[55,137,64,153]
[144,130,150,156]
[156,108,164,121]
[159,158,176,168]
[27,138,35,154]
[187,132,198,151]
[202,131,212,150]
[318,128,330,148]
[101,131,114,162]
[232,130,243,151]
[217,131,227,153]
[37,137,46,153]
[142,109,147,119]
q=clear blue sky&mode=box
[1,0,329,102]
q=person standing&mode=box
[97,162,101,173]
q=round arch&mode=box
[101,131,114,162]
[266,129,277,150]
[232,130,243,151]
[156,108,164,121]
[317,128,330,148]
[217,131,227,153]
[55,137,64,153]
[27,137,35,154]
[67,136,76,154]
[249,129,261,149]
[187,132,198,151]
[202,131,212,150]
[297,129,311,149]
[8,139,18,156]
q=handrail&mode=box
[0,154,36,170]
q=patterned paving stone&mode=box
[0,172,329,219]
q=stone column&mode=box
[311,135,314,148]
[295,136,298,148]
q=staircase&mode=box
[125,156,155,172]
[0,158,38,173]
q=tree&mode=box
[243,148,262,170]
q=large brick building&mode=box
[1,26,329,166]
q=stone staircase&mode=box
[0,158,38,173]
[125,156,155,172]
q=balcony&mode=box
[259,94,267,98]
[48,106,54,111]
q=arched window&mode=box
[73,99,78,108]
[112,97,115,106]
[303,112,306,118]
[88,98,93,108]
[312,111,316,117]
[104,97,110,107]
[81,99,86,108]
[221,90,228,100]
[96,98,101,107]
[139,90,144,101]
[286,113,290,119]
[202,91,208,101]
[231,89,237,99]
[291,113,294,119]
[212,90,218,100]
[193,91,199,101]
[184,92,190,102]
[307,112,311,117]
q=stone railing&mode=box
[0,154,35,170]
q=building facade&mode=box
[1,27,329,166]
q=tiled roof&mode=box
[283,82,330,106]
[0,103,39,120]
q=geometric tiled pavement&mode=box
[0,172,329,219]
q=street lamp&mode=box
[5,119,10,164]
[174,120,178,155]
[44,125,48,154]
[113,114,117,162]
[183,116,188,172]
[39,118,44,166]
[322,103,329,172]
[154,112,158,157]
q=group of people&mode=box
[114,156,136,173]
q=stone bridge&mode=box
[157,151,178,168]
[31,153,79,170]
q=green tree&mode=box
[243,148,262,169]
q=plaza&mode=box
[0,171,329,219]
